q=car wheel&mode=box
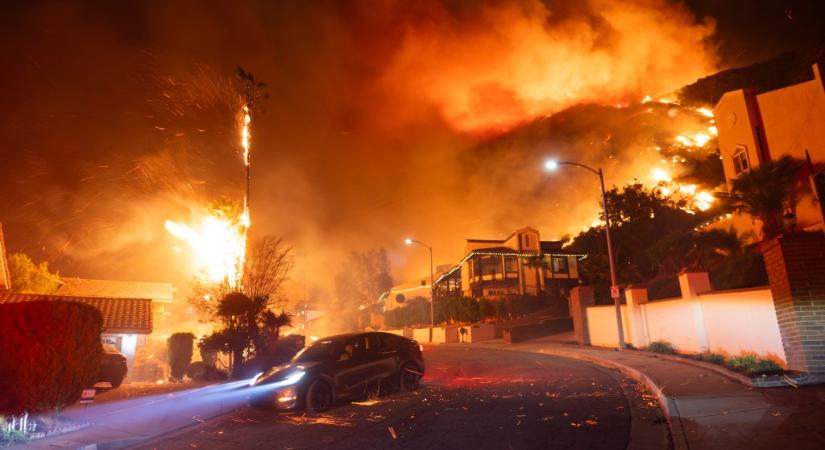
[110,375,125,388]
[399,363,421,392]
[306,380,333,413]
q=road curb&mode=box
[529,348,690,450]
[452,343,689,450]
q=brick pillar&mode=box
[761,232,825,379]
[625,285,649,348]
[570,286,595,346]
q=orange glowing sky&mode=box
[0,0,822,300]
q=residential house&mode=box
[58,277,174,330]
[436,227,583,300]
[0,226,159,380]
[0,291,153,364]
[386,227,584,313]
[712,62,825,237]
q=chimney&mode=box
[0,223,10,291]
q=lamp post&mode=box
[544,159,626,350]
[405,238,435,343]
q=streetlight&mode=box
[544,159,626,350]
[404,238,435,343]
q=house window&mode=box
[733,146,750,175]
[480,255,501,278]
[551,256,569,274]
[504,256,518,277]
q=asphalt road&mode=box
[132,345,667,450]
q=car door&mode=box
[374,333,401,378]
[334,336,377,395]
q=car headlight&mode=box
[249,372,265,387]
[272,371,305,388]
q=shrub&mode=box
[726,354,758,371]
[0,301,103,414]
[186,361,228,382]
[647,340,675,354]
[167,333,195,382]
[695,352,726,365]
[727,354,782,376]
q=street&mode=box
[132,345,667,450]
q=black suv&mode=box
[249,332,425,412]
[97,343,128,388]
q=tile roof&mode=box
[57,278,174,302]
[0,291,152,334]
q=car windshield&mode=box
[292,340,339,363]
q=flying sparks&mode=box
[166,100,255,287]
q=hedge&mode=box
[384,295,564,328]
[0,301,103,414]
[167,333,195,382]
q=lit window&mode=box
[552,256,569,274]
[733,146,750,175]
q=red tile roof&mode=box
[57,278,174,302]
[0,291,152,334]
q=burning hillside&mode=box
[457,98,724,239]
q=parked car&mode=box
[97,343,128,388]
[249,332,425,412]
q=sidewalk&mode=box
[459,336,825,450]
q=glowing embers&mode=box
[165,208,248,287]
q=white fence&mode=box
[586,272,786,363]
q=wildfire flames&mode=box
[165,102,253,287]
[241,105,251,167]
[646,102,719,213]
[165,211,247,287]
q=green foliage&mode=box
[0,301,102,414]
[647,340,676,354]
[694,352,726,365]
[384,295,553,328]
[7,253,60,294]
[186,361,228,382]
[201,291,295,378]
[567,183,731,300]
[726,354,783,376]
[384,297,431,328]
[710,250,768,290]
[167,333,195,382]
[729,155,804,239]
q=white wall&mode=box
[412,328,431,343]
[586,305,629,348]
[700,288,786,360]
[467,323,495,342]
[584,275,786,364]
[643,298,703,352]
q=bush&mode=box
[186,361,228,382]
[167,333,195,382]
[0,301,103,414]
[647,340,675,354]
[694,352,726,365]
[726,354,782,376]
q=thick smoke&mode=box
[381,0,716,134]
[0,0,719,312]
